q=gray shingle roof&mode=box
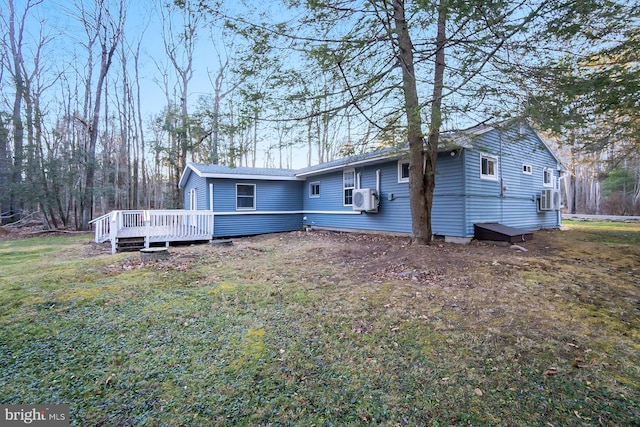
[189,163,297,177]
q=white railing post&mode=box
[94,219,101,243]
[110,211,119,254]
[144,210,151,249]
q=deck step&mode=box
[116,237,146,252]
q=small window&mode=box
[236,184,256,210]
[543,168,554,187]
[343,170,355,206]
[398,160,410,183]
[480,154,498,181]
[309,181,320,198]
[522,164,532,175]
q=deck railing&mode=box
[90,210,214,254]
[90,213,112,243]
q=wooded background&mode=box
[1,0,638,230]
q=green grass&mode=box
[0,228,639,426]
[562,219,640,245]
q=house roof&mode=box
[178,163,300,188]
[295,136,471,178]
[178,119,564,187]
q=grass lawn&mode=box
[0,222,638,426]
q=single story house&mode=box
[178,119,564,242]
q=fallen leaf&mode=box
[474,388,483,396]
[544,368,557,376]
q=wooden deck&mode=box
[90,210,215,254]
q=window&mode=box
[343,170,355,205]
[398,160,410,183]
[480,154,498,181]
[543,168,554,187]
[309,181,320,198]
[522,164,532,175]
[236,184,256,210]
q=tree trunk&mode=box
[8,0,25,224]
[79,0,124,230]
[393,0,434,245]
[424,1,447,242]
[0,116,10,224]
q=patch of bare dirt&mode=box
[85,229,560,288]
[227,229,560,289]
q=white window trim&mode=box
[480,154,499,181]
[309,181,320,198]
[543,168,554,187]
[398,159,410,183]
[236,183,256,211]
[522,164,532,175]
[209,183,214,211]
[189,188,197,210]
[343,169,355,206]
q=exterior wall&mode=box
[182,121,562,240]
[302,160,411,233]
[213,214,303,237]
[182,172,209,210]
[209,178,303,238]
[302,153,465,236]
[432,151,466,236]
[462,126,561,236]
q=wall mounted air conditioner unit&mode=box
[539,188,561,211]
[352,188,379,212]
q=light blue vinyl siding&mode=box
[213,214,303,237]
[303,161,412,233]
[182,174,209,210]
[208,179,302,212]
[209,178,303,237]
[462,126,561,236]
[181,120,562,240]
[432,152,465,237]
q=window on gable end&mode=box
[522,164,532,175]
[543,168,554,187]
[480,154,498,181]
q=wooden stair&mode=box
[116,237,146,252]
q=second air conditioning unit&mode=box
[539,188,561,211]
[352,188,379,212]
